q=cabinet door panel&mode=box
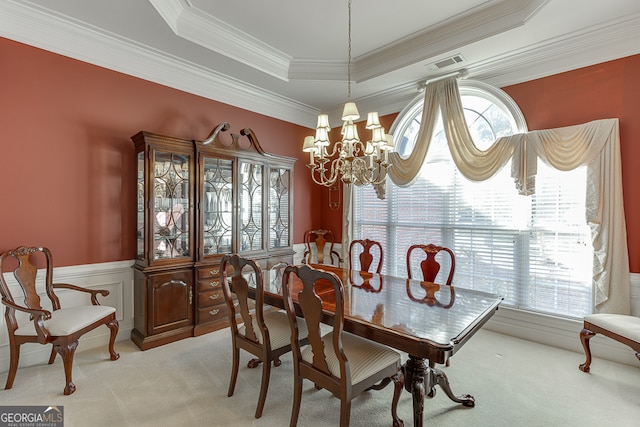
[269,167,291,249]
[153,151,191,261]
[148,270,193,334]
[239,160,263,252]
[203,158,233,255]
[137,152,145,261]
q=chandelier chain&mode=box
[347,0,352,102]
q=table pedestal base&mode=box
[404,355,475,427]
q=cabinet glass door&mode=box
[153,151,190,260]
[239,160,263,252]
[203,158,233,255]
[269,167,290,249]
[137,152,145,260]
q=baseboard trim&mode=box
[486,305,640,367]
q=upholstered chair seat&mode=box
[579,313,640,372]
[240,310,308,350]
[301,331,401,385]
[15,306,117,337]
[583,314,640,341]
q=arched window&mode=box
[352,81,592,318]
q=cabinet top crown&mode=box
[132,125,296,164]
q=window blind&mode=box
[353,93,593,318]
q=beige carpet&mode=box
[1,328,639,426]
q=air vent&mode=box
[427,54,465,71]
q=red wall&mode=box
[2,36,638,273]
[502,55,640,272]
[0,37,322,267]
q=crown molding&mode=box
[350,11,640,124]
[2,1,639,130]
[0,0,319,127]
[353,0,549,83]
[150,0,551,84]
[289,59,346,82]
[467,13,640,88]
[149,0,292,81]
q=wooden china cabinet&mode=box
[131,124,295,350]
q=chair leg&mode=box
[255,357,271,418]
[339,399,351,427]
[248,358,262,368]
[228,347,240,397]
[54,340,79,395]
[106,318,120,361]
[391,371,405,427]
[290,376,303,427]
[579,327,596,373]
[4,343,21,390]
[48,346,57,364]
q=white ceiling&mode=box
[2,0,640,128]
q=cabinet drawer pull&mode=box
[209,280,219,287]
[209,309,220,316]
[209,294,220,300]
[210,269,219,276]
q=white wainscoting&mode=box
[0,260,134,374]
[1,252,637,376]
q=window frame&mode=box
[352,80,594,319]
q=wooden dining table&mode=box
[257,263,503,427]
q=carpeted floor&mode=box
[1,328,638,426]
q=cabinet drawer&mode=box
[198,277,222,292]
[198,303,228,323]
[198,288,225,307]
[197,265,221,280]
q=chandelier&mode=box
[302,0,394,187]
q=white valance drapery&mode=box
[346,76,630,314]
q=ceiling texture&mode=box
[2,0,640,128]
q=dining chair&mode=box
[579,313,640,373]
[0,246,119,395]
[348,238,383,273]
[302,229,343,266]
[406,243,456,284]
[281,264,404,427]
[220,254,308,419]
[406,243,455,367]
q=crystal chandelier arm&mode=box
[351,158,389,186]
[320,141,345,159]
[309,158,343,187]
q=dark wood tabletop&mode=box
[258,263,503,427]
[263,264,501,361]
